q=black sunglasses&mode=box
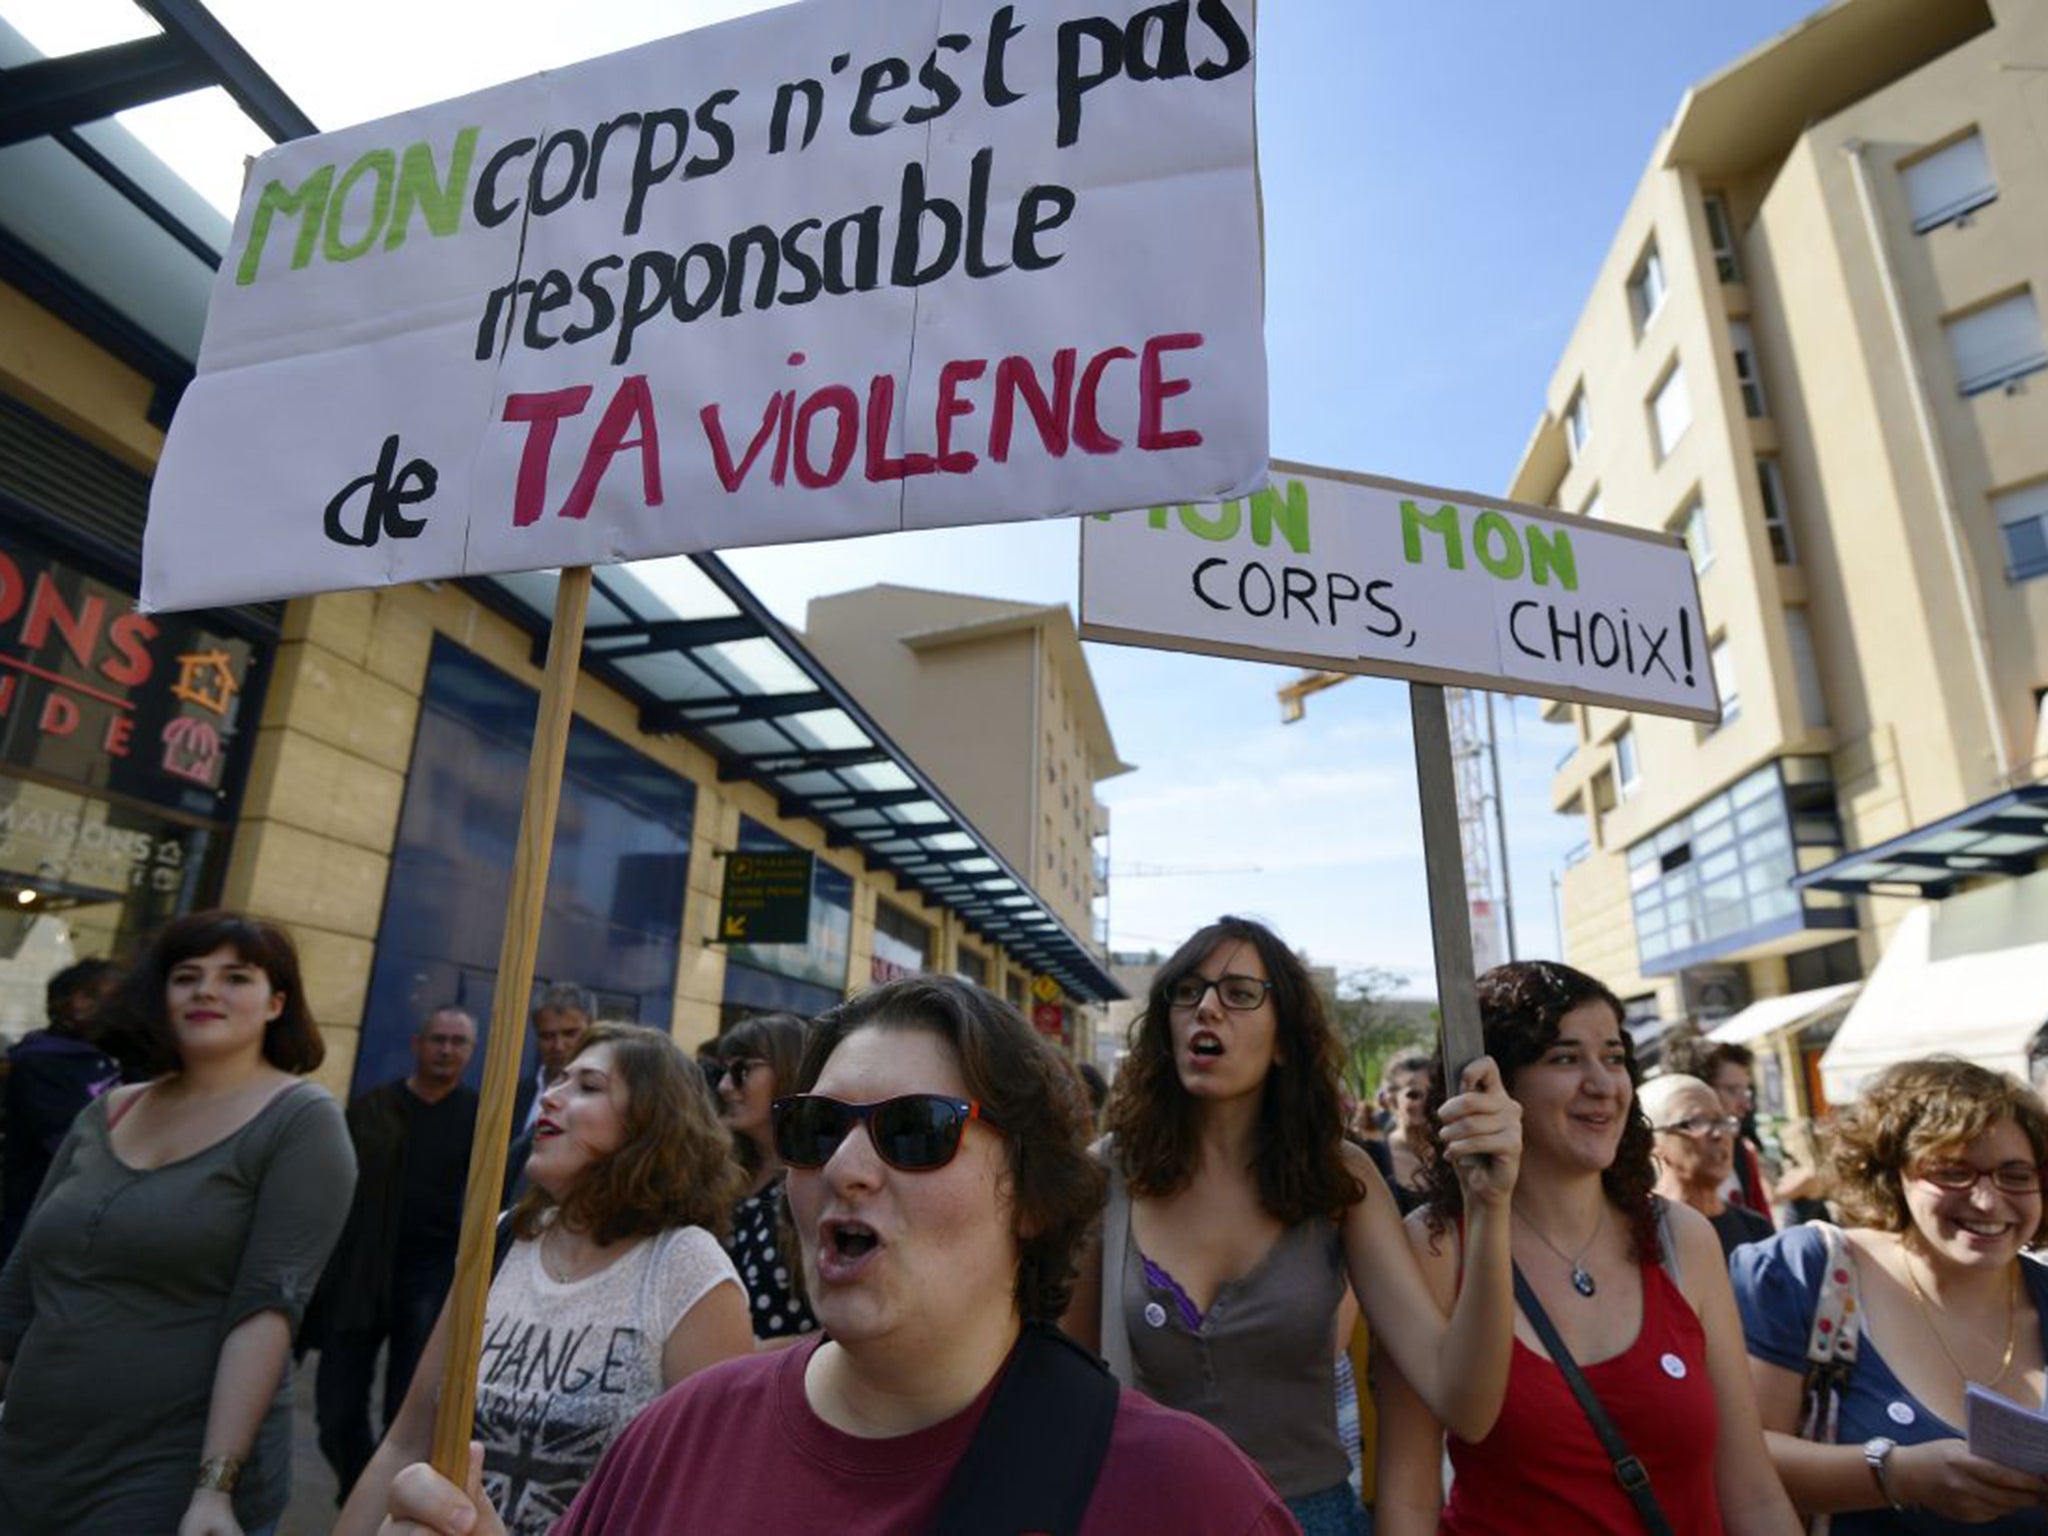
[705,1057,766,1091]
[771,1093,1002,1172]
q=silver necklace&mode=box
[1515,1201,1606,1298]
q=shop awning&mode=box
[1707,982,1859,1048]
[1794,784,2048,899]
[476,560,1124,1004]
[1818,904,2048,1102]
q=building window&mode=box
[1944,289,2048,396]
[1994,479,2048,582]
[1702,193,1741,283]
[1628,241,1667,334]
[1900,129,1997,234]
[1729,320,1767,418]
[1710,639,1740,726]
[871,900,932,983]
[1564,387,1591,462]
[1756,458,1798,565]
[1614,726,1641,800]
[1784,607,1830,729]
[1650,363,1692,460]
[1579,485,1603,521]
[1675,494,1712,573]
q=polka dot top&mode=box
[726,1177,817,1340]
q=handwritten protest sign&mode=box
[1080,461,1720,724]
[142,0,1267,614]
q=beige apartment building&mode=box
[1519,0,2048,1111]
[804,585,1132,1049]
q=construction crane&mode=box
[1277,669,1517,963]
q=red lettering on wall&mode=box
[38,693,78,736]
[21,577,104,668]
[101,612,159,688]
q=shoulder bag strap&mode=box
[1098,1150,1135,1386]
[927,1323,1120,1536]
[1797,1224,1862,1536]
[1513,1264,1676,1536]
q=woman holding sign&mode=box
[1061,915,1524,1536]
[1374,961,1798,1535]
[337,1023,754,1536]
[1733,1058,2048,1531]
[0,911,354,1536]
[375,977,1296,1535]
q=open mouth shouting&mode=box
[817,1216,882,1283]
[1186,1028,1225,1065]
[534,1117,563,1140]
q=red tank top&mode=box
[1442,1260,1723,1535]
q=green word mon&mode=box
[1104,479,1312,552]
[1399,500,1577,591]
[236,128,480,287]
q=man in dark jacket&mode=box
[310,1005,478,1499]
[0,958,121,1263]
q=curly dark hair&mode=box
[1826,1057,2048,1247]
[1419,961,1657,1261]
[716,1011,811,1175]
[511,1022,746,1247]
[106,910,324,1077]
[1104,916,1366,1224]
[796,975,1104,1323]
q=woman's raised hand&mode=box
[1436,1055,1521,1207]
[378,1445,506,1536]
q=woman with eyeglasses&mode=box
[1374,961,1799,1536]
[373,977,1297,1535]
[1640,1074,1774,1262]
[710,1012,819,1341]
[336,1023,753,1536]
[1061,915,1524,1536]
[1733,1057,2048,1531]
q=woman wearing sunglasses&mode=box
[1060,915,1523,1536]
[375,977,1297,1535]
[1733,1057,2048,1531]
[338,1023,754,1536]
[710,1012,819,1341]
[1639,1073,1773,1262]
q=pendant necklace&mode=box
[1515,1201,1606,1298]
[1902,1241,2018,1387]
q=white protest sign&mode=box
[142,0,1266,613]
[1080,461,1720,723]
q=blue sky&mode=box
[16,0,1826,990]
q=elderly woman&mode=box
[337,1023,754,1536]
[1640,1073,1773,1261]
[376,977,1299,1535]
[0,911,354,1536]
[1065,915,1522,1535]
[709,1012,819,1340]
[1375,961,1799,1536]
[1734,1057,2048,1531]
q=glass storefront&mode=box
[0,536,260,1035]
[355,639,695,1094]
[871,899,932,983]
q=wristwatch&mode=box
[195,1453,243,1493]
[1863,1436,1906,1510]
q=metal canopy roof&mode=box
[1794,784,2048,900]
[1,0,1121,1004]
[474,561,1121,1002]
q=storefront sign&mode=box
[718,849,815,944]
[1032,1000,1066,1040]
[143,0,1267,613]
[1080,462,1719,723]
[0,542,258,816]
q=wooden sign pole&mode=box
[430,565,593,1479]
[1408,682,1486,1085]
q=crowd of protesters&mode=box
[3,909,2047,1534]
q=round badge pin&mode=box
[1659,1352,1687,1380]
[1887,1401,1916,1426]
[1144,1301,1168,1329]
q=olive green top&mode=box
[0,1080,354,1533]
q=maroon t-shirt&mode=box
[554,1333,1300,1535]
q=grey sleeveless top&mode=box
[1119,1210,1350,1499]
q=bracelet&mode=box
[195,1453,243,1493]
[1862,1437,1906,1511]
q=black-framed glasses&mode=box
[706,1057,766,1092]
[771,1093,1003,1172]
[1166,973,1274,1011]
[1914,1161,2045,1195]
[1655,1114,1742,1139]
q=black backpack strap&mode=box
[928,1323,1119,1536]
[1513,1264,1675,1536]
